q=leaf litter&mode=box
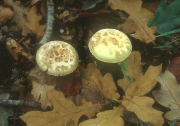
[0,0,180,126]
[108,0,156,43]
[153,70,180,121]
[20,90,102,126]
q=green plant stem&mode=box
[170,119,178,126]
[118,60,132,82]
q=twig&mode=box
[0,99,41,108]
[39,0,54,45]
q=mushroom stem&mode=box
[118,61,132,82]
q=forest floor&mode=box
[0,0,180,126]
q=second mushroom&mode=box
[88,29,132,81]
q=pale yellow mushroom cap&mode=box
[36,41,79,76]
[88,29,132,63]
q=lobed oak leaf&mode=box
[120,63,163,125]
[25,6,45,38]
[117,51,163,125]
[4,0,30,36]
[0,6,14,23]
[29,66,56,109]
[31,81,55,109]
[6,38,34,62]
[117,51,162,96]
[30,66,82,109]
[108,0,156,43]
[168,56,180,83]
[117,51,143,91]
[20,89,101,126]
[31,0,40,5]
[79,107,124,126]
[152,70,180,121]
[80,63,120,104]
[125,64,162,97]
[122,96,164,126]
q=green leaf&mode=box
[170,119,180,126]
[149,0,180,33]
[156,28,180,37]
[153,44,172,49]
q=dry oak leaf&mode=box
[125,64,162,97]
[168,56,180,83]
[79,107,124,126]
[4,0,30,36]
[153,70,180,121]
[117,51,143,91]
[31,80,55,109]
[29,66,56,109]
[20,89,101,126]
[25,6,45,38]
[122,96,164,126]
[6,38,34,62]
[81,63,120,103]
[108,0,156,43]
[0,6,13,23]
[118,56,163,125]
[31,0,40,5]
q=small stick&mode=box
[0,99,41,108]
[39,0,54,45]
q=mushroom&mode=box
[36,40,79,76]
[88,29,132,81]
[31,40,79,109]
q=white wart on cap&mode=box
[88,29,132,63]
[36,41,79,76]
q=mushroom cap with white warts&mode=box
[88,29,132,63]
[36,41,79,76]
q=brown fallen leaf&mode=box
[116,51,163,125]
[25,6,45,38]
[175,122,180,126]
[120,64,163,126]
[29,66,56,109]
[168,57,180,83]
[55,71,82,97]
[108,0,156,43]
[6,38,34,62]
[143,0,159,12]
[79,107,124,126]
[122,96,164,126]
[30,66,82,109]
[31,80,55,109]
[31,0,40,5]
[4,0,30,36]
[152,70,180,121]
[117,51,162,96]
[80,63,120,104]
[117,51,143,91]
[21,89,101,126]
[125,64,162,97]
[0,6,14,23]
